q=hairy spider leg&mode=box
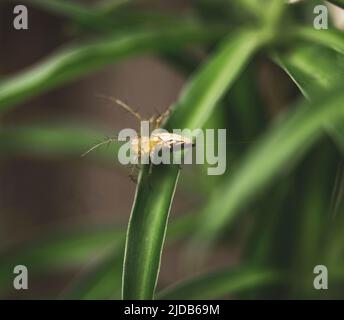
[96,94,143,123]
[81,137,117,157]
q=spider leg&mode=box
[148,115,157,131]
[96,94,143,124]
[155,105,172,128]
[81,137,117,157]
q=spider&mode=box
[82,95,194,181]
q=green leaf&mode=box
[0,24,224,112]
[165,30,268,130]
[234,0,264,17]
[0,124,121,160]
[97,0,132,15]
[273,45,344,99]
[243,180,292,266]
[223,41,344,261]
[291,148,338,297]
[327,0,344,9]
[0,225,123,296]
[195,87,344,241]
[64,247,125,300]
[64,213,196,300]
[273,44,344,152]
[0,213,195,298]
[122,29,268,300]
[157,266,280,300]
[326,162,344,267]
[23,0,112,27]
[328,123,344,153]
[296,27,344,55]
[24,0,129,19]
[22,0,191,32]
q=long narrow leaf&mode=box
[196,88,344,241]
[157,266,279,300]
[0,225,122,296]
[0,125,120,159]
[22,0,189,32]
[0,25,224,112]
[327,0,344,9]
[273,44,344,278]
[0,213,195,298]
[274,44,344,151]
[64,213,195,299]
[296,27,344,54]
[122,29,269,300]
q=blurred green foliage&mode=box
[0,0,344,299]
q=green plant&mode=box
[0,0,344,300]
